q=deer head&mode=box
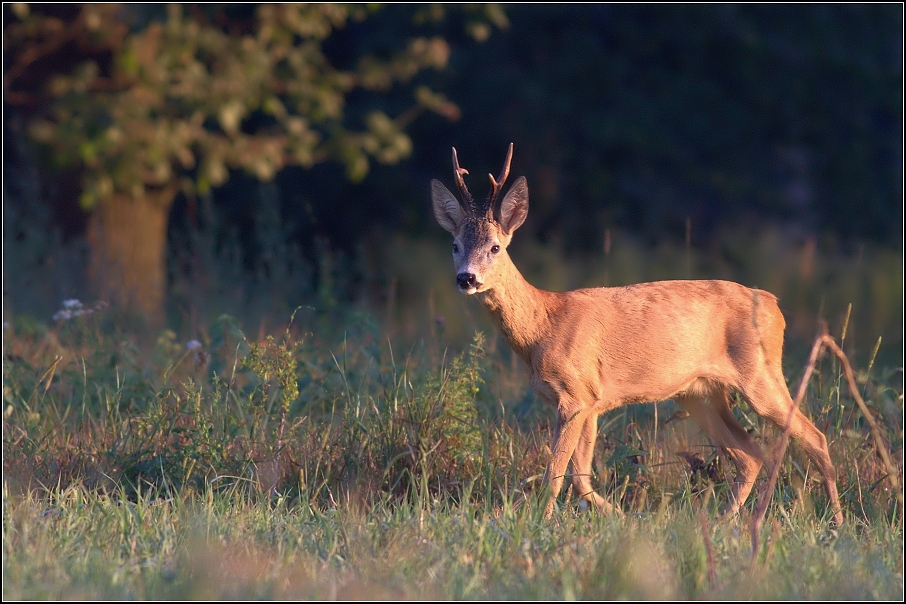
[431,143,529,294]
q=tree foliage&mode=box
[4,3,509,319]
[8,3,464,209]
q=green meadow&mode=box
[3,233,902,600]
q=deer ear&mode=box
[498,176,528,234]
[431,179,465,234]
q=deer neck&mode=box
[477,253,551,363]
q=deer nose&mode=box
[457,272,478,289]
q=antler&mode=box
[485,143,514,219]
[452,147,477,215]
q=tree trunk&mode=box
[87,188,176,324]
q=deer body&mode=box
[432,145,843,525]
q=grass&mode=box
[4,483,901,600]
[2,298,903,599]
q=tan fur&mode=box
[432,146,843,525]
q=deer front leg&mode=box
[544,406,592,518]
[571,413,619,516]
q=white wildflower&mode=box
[186,340,203,351]
[52,298,105,322]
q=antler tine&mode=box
[489,142,513,191]
[452,147,476,214]
[485,142,514,218]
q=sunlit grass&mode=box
[3,481,902,599]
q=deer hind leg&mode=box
[742,371,844,525]
[544,406,593,518]
[570,414,619,516]
[675,386,765,518]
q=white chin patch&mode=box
[459,286,479,295]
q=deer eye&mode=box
[452,243,459,253]
[491,245,500,254]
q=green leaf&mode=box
[218,100,246,135]
[345,153,369,183]
[79,190,98,211]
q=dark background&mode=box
[266,3,902,256]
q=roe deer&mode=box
[431,144,844,525]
